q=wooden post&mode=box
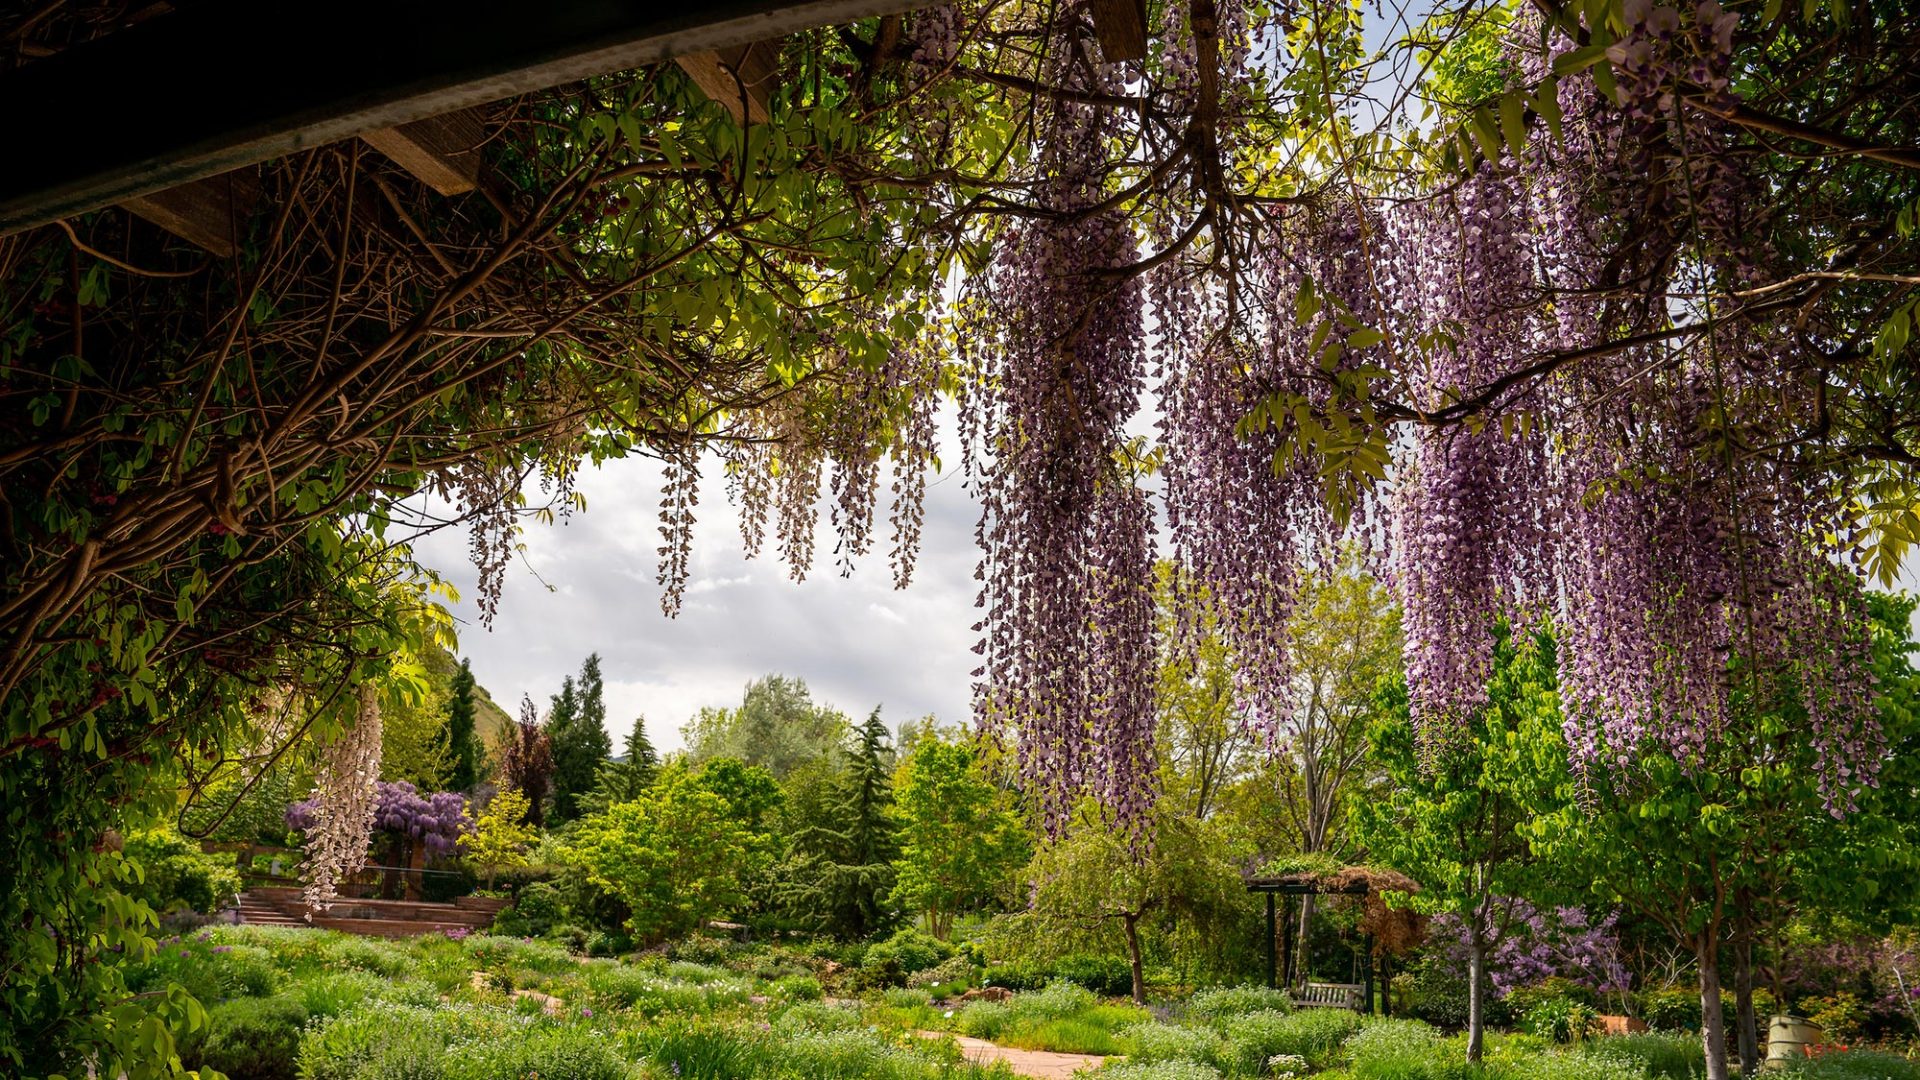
[1362,932,1376,1015]
[1281,895,1297,988]
[1265,892,1277,989]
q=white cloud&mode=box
[410,408,981,755]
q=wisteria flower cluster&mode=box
[295,685,382,911]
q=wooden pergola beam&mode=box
[0,0,925,237]
[362,109,489,196]
[1088,0,1148,63]
[675,41,781,125]
[119,170,263,257]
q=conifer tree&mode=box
[548,657,612,823]
[446,658,481,792]
[780,707,902,937]
[586,715,658,813]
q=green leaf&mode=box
[1469,107,1504,162]
[1498,92,1528,155]
[1552,44,1609,78]
[1532,81,1564,145]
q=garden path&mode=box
[920,1031,1107,1079]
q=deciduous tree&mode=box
[890,735,1026,939]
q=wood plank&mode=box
[362,109,488,195]
[675,41,780,125]
[0,0,925,236]
[118,169,261,257]
[1088,0,1148,63]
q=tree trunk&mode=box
[1295,893,1315,988]
[1123,913,1147,1006]
[1733,929,1759,1076]
[1698,931,1731,1080]
[1467,927,1487,1064]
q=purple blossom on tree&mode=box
[289,780,471,862]
[1430,901,1632,999]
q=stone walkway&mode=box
[921,1031,1107,1079]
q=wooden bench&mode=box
[1296,982,1364,1010]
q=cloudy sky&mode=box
[410,411,983,754]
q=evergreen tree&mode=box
[779,707,902,937]
[623,714,658,775]
[548,657,612,823]
[585,715,659,813]
[446,658,481,792]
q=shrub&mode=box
[1506,977,1599,1014]
[1055,954,1136,997]
[1344,1017,1468,1080]
[1640,986,1704,1033]
[867,927,956,976]
[667,932,739,965]
[885,987,936,1010]
[298,1002,535,1080]
[1008,980,1099,1024]
[1521,1052,1659,1080]
[288,971,393,1018]
[1185,985,1294,1025]
[957,1001,1013,1040]
[579,963,746,1015]
[496,879,567,935]
[775,1001,866,1035]
[1773,1050,1920,1080]
[909,953,976,993]
[420,862,477,903]
[1578,1032,1705,1080]
[1123,1021,1219,1065]
[630,1017,776,1079]
[665,959,740,985]
[1523,996,1602,1044]
[464,933,578,976]
[1800,992,1870,1044]
[549,922,593,954]
[1093,1063,1224,1080]
[782,1027,1002,1079]
[772,973,825,1002]
[125,939,281,1004]
[1220,1008,1360,1074]
[124,828,243,914]
[184,994,309,1080]
[982,962,1049,992]
[442,1025,628,1080]
[311,934,413,978]
[585,929,633,958]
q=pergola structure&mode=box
[1248,868,1425,1016]
[0,0,1150,239]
